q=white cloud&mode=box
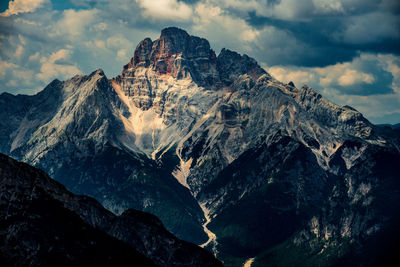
[137,0,193,21]
[0,0,49,17]
[212,0,315,21]
[0,58,18,78]
[117,49,128,62]
[28,52,40,61]
[54,9,99,38]
[313,0,344,14]
[93,22,107,31]
[14,45,24,59]
[94,40,106,49]
[192,2,259,53]
[207,0,264,14]
[106,36,131,49]
[13,34,26,59]
[0,57,38,93]
[337,69,374,86]
[207,0,380,21]
[268,66,315,86]
[267,54,389,90]
[12,68,34,85]
[36,49,82,82]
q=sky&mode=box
[0,0,399,124]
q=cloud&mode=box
[36,49,82,82]
[53,9,99,38]
[70,0,100,8]
[313,0,344,14]
[207,0,346,20]
[14,45,23,58]
[137,0,193,21]
[93,22,107,31]
[267,66,315,86]
[334,12,400,45]
[239,0,383,20]
[0,0,49,17]
[28,51,40,61]
[116,49,128,62]
[239,0,399,66]
[0,56,39,94]
[268,53,395,96]
[337,69,374,87]
[106,35,131,49]
[192,2,259,53]
[0,58,18,78]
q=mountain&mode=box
[0,68,207,244]
[1,27,400,266]
[376,123,400,129]
[0,153,222,266]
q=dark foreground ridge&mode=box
[0,153,222,267]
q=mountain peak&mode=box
[115,27,273,111]
[160,26,190,39]
[128,27,211,70]
[118,27,218,95]
[93,68,105,76]
[217,48,268,85]
[131,37,153,67]
[155,26,210,60]
[87,68,106,80]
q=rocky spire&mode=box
[131,38,153,67]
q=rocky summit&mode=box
[0,27,400,266]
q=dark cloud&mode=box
[247,14,357,66]
[244,3,400,67]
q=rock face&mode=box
[0,27,400,266]
[0,68,208,245]
[118,27,220,110]
[0,153,222,267]
[129,27,218,84]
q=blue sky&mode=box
[0,0,399,124]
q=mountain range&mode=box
[1,27,399,266]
